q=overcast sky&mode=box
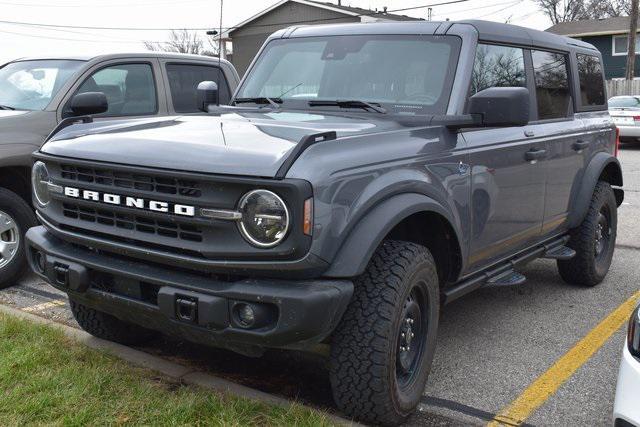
[0,0,551,65]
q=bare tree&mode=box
[536,0,633,23]
[626,0,639,80]
[144,29,218,56]
[535,0,587,24]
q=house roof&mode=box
[546,16,639,37]
[223,0,420,38]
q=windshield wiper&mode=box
[308,100,386,114]
[234,97,282,109]
[0,105,16,110]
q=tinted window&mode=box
[577,54,605,107]
[532,50,571,120]
[237,35,461,115]
[73,63,157,116]
[166,64,231,112]
[471,44,526,94]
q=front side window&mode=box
[71,63,157,116]
[166,64,231,112]
[0,60,84,111]
[577,54,605,107]
[532,50,571,120]
[471,44,526,95]
[236,35,461,115]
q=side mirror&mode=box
[69,92,108,116]
[468,87,530,127]
[197,81,219,112]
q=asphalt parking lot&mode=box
[2,145,640,426]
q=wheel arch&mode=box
[323,193,464,285]
[0,165,31,204]
[568,153,623,229]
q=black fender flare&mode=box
[323,193,463,278]
[568,153,623,229]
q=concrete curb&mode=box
[0,304,358,426]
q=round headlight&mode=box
[32,161,51,207]
[238,189,289,248]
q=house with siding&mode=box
[547,17,640,79]
[220,0,420,77]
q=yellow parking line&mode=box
[22,300,67,313]
[488,290,640,427]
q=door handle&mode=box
[573,140,590,151]
[525,149,547,162]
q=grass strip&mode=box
[0,312,335,426]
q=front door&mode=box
[462,43,547,271]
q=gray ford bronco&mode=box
[26,20,623,425]
[0,53,238,287]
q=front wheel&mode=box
[558,181,617,287]
[329,240,439,426]
[0,188,36,289]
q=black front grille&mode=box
[62,202,203,242]
[60,164,202,198]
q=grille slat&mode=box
[61,164,202,198]
[62,202,203,243]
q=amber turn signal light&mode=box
[303,198,313,236]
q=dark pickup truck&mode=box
[26,20,622,425]
[0,53,239,287]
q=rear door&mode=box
[157,59,239,114]
[524,49,585,236]
[462,43,547,270]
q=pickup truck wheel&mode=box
[0,188,36,289]
[329,240,439,426]
[70,299,157,345]
[558,181,617,287]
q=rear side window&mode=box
[166,64,231,112]
[471,44,526,94]
[531,50,571,120]
[576,54,605,107]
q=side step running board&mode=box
[542,245,576,260]
[485,270,526,287]
[442,234,571,305]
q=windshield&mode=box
[609,96,640,108]
[0,60,84,110]
[236,35,461,115]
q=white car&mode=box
[613,305,640,426]
[609,96,640,142]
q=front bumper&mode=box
[25,226,353,353]
[613,345,640,426]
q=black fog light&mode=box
[236,303,255,328]
[231,301,277,330]
[34,251,46,274]
[628,305,640,358]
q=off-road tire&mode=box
[558,181,617,287]
[329,240,439,426]
[0,188,36,289]
[70,299,157,345]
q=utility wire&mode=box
[0,0,470,32]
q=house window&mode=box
[612,35,640,56]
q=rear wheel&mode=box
[0,188,36,289]
[558,181,617,286]
[70,299,157,345]
[330,240,439,425]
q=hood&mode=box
[0,110,30,119]
[41,110,411,177]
